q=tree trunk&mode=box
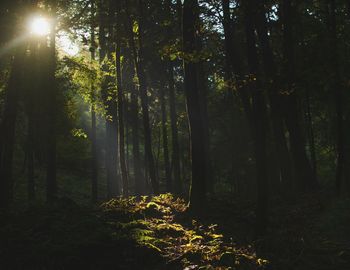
[46,12,57,204]
[253,0,294,193]
[91,107,98,201]
[328,0,344,194]
[305,88,317,180]
[99,0,119,198]
[165,0,182,195]
[125,100,130,186]
[281,0,317,190]
[0,49,22,209]
[125,0,159,194]
[160,79,172,192]
[183,0,207,215]
[27,113,35,201]
[116,0,129,197]
[90,0,98,203]
[221,0,253,125]
[244,0,269,237]
[130,81,144,195]
[167,64,182,195]
[197,62,213,193]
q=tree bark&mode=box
[99,0,120,198]
[328,0,344,194]
[90,0,98,203]
[183,0,207,215]
[167,64,182,195]
[46,9,58,204]
[27,111,35,201]
[253,0,294,193]
[197,61,213,193]
[116,0,129,196]
[281,0,317,190]
[244,0,269,237]
[221,0,253,124]
[0,49,22,209]
[125,0,159,194]
[130,80,144,195]
[305,88,317,181]
[165,0,182,195]
[160,79,172,192]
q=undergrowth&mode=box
[100,194,268,269]
[0,194,268,270]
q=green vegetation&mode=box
[0,194,267,269]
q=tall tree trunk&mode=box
[167,64,182,195]
[0,49,22,209]
[46,8,57,204]
[281,0,317,190]
[244,0,269,237]
[299,21,318,186]
[165,0,182,195]
[328,0,344,194]
[305,88,317,180]
[99,0,119,198]
[125,100,130,185]
[130,81,144,195]
[91,107,98,201]
[192,4,212,194]
[27,112,35,201]
[25,40,39,202]
[253,0,294,193]
[221,0,253,124]
[183,0,207,215]
[125,0,159,194]
[197,62,213,193]
[160,79,172,192]
[116,0,129,196]
[176,0,183,35]
[90,0,98,203]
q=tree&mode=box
[243,0,269,236]
[221,0,253,125]
[280,0,317,190]
[45,2,58,204]
[183,0,207,214]
[252,0,293,193]
[327,0,345,194]
[167,64,182,195]
[99,0,120,198]
[159,74,172,192]
[165,0,182,195]
[116,0,129,196]
[0,49,22,209]
[125,0,159,195]
[90,0,98,203]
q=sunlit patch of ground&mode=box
[100,194,268,269]
[0,194,267,270]
[3,192,349,270]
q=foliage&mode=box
[101,194,268,269]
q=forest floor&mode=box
[0,192,349,270]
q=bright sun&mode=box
[28,17,79,56]
[30,17,51,36]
